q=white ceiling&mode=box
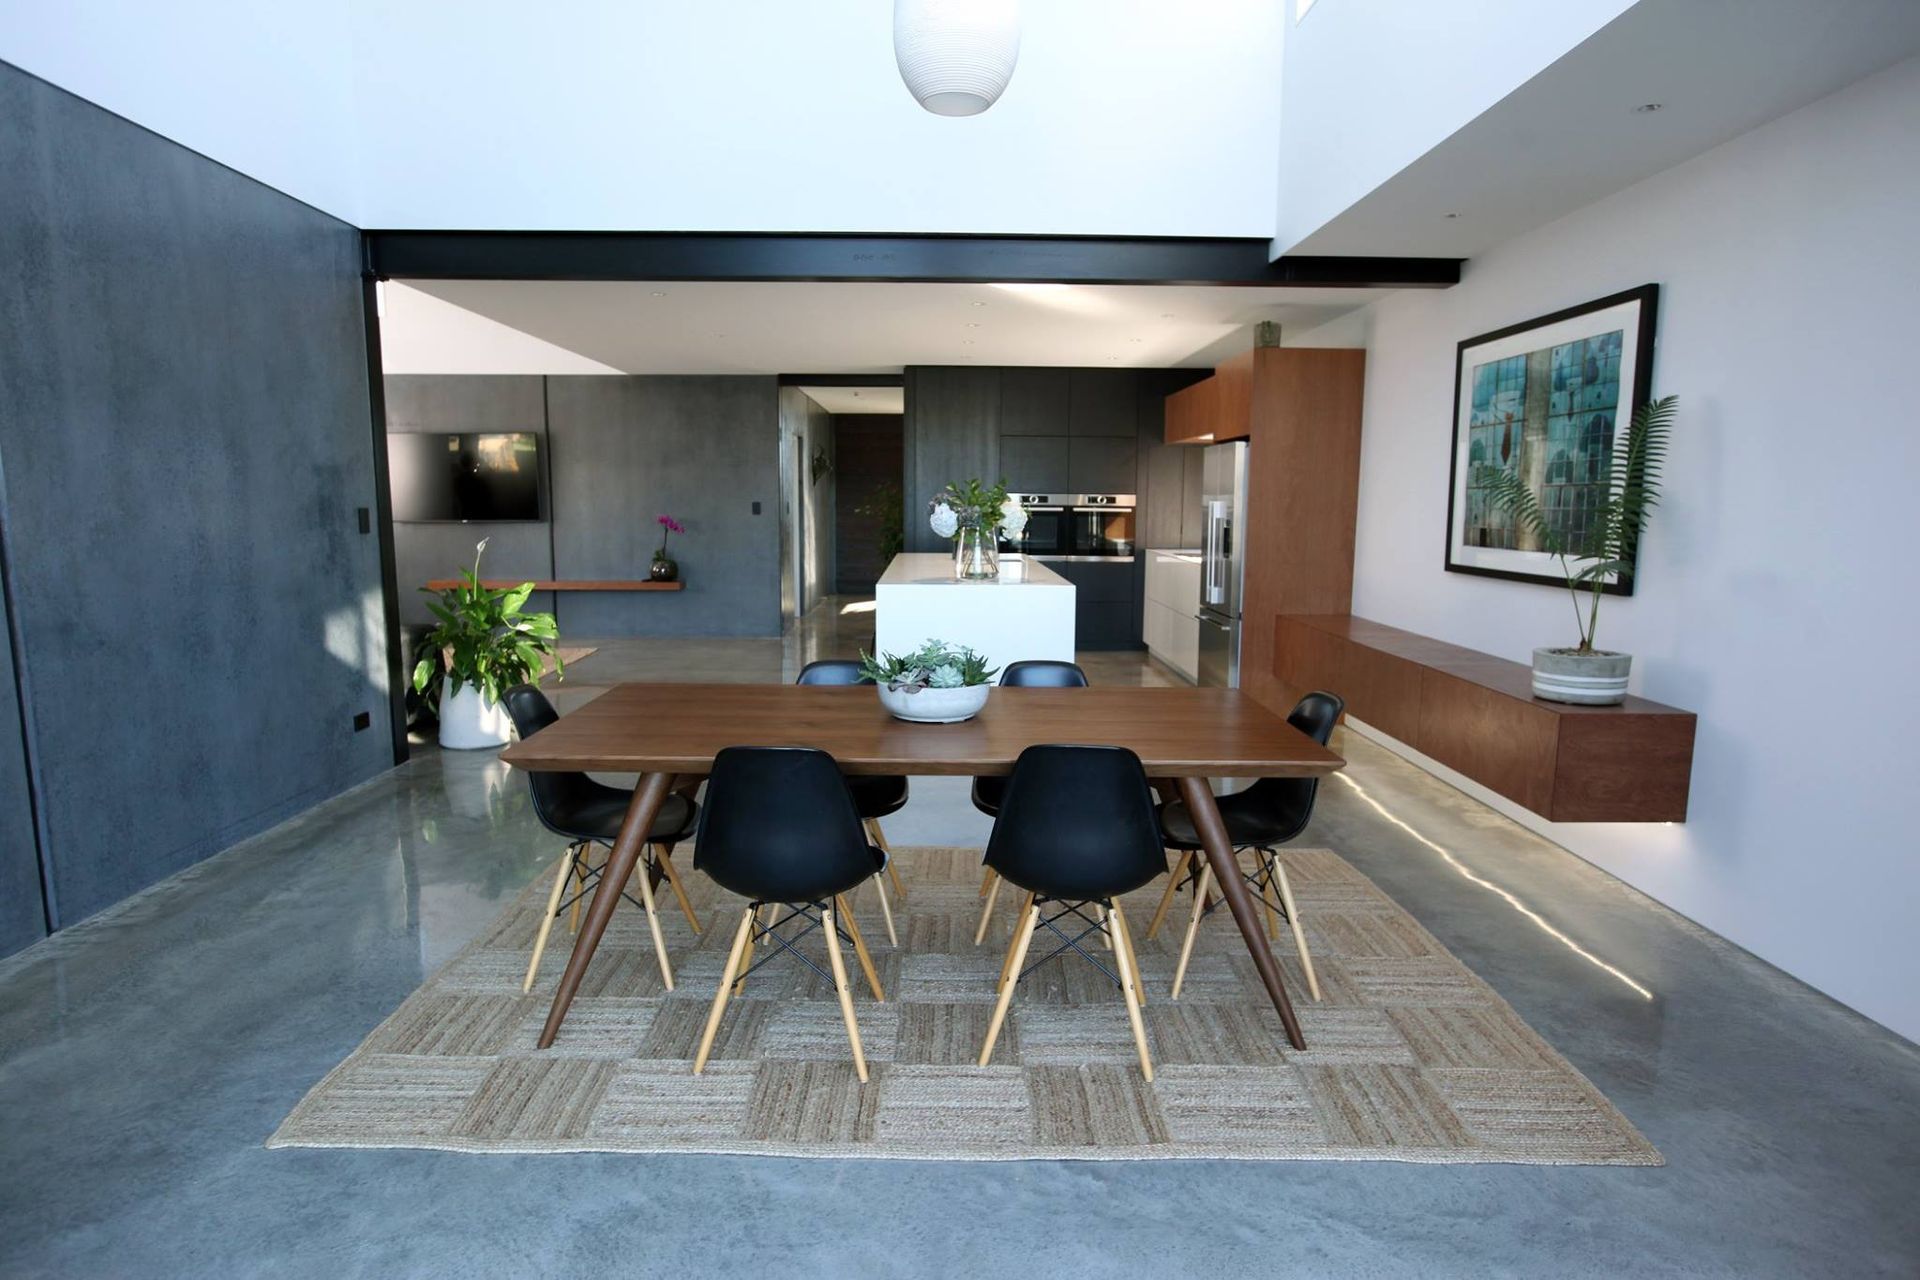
[798,386,904,415]
[1290,0,1920,257]
[381,280,1393,376]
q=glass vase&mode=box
[953,525,1000,580]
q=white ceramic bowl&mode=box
[876,682,990,724]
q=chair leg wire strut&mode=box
[1167,847,1321,1002]
[979,896,1153,1080]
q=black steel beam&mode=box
[364,232,1460,289]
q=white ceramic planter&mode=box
[877,682,990,724]
[439,681,513,749]
[1531,647,1632,705]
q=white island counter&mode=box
[873,553,1075,674]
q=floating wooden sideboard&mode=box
[1274,614,1695,823]
[423,579,684,592]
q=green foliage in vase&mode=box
[855,481,906,564]
[928,477,1011,533]
[1473,394,1676,653]
[857,641,998,691]
[411,539,564,704]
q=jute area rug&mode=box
[270,847,1660,1164]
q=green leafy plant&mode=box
[855,481,906,565]
[927,477,1014,536]
[1474,394,1676,654]
[412,539,564,704]
[858,641,998,692]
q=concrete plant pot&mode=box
[877,682,990,724]
[438,682,513,749]
[1531,647,1632,705]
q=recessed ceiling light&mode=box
[962,340,975,345]
[970,300,987,307]
[965,322,982,328]
[714,332,728,339]
[1130,338,1144,343]
[649,290,666,297]
[1633,102,1663,114]
[1443,212,1460,219]
[1160,313,1175,319]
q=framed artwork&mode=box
[1445,284,1658,595]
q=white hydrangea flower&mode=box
[998,498,1028,537]
[929,502,959,538]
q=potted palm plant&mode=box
[413,539,565,748]
[1476,395,1677,705]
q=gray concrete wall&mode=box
[385,376,554,629]
[544,376,780,636]
[0,63,390,933]
[0,590,44,954]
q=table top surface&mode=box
[499,682,1345,778]
[876,553,1069,589]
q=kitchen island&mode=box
[874,553,1075,674]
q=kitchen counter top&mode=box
[875,553,1070,589]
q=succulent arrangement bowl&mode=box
[859,641,998,724]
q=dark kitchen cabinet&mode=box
[904,367,1000,551]
[1069,435,1137,494]
[1000,435,1070,493]
[1000,368,1070,436]
[1057,561,1138,650]
[1069,369,1137,437]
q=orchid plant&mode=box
[653,514,684,568]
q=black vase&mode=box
[650,557,678,583]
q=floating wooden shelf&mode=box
[1274,613,1695,823]
[423,579,684,592]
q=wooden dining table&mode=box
[500,682,1345,1051]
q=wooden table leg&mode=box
[1176,775,1306,1050]
[537,770,673,1048]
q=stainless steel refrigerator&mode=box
[1197,441,1249,688]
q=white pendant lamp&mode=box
[894,0,1022,117]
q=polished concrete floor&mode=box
[1,600,1916,1277]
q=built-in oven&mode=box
[1067,493,1136,560]
[1000,493,1069,558]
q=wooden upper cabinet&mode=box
[1164,375,1219,444]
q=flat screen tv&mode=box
[388,432,545,522]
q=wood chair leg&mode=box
[870,873,899,947]
[1109,902,1154,1082]
[636,848,674,992]
[1113,899,1145,1007]
[655,847,702,934]
[979,902,1040,1066]
[695,907,755,1074]
[1255,850,1280,942]
[523,845,579,993]
[1097,904,1113,950]
[973,872,1004,945]
[835,894,886,1001]
[737,903,774,995]
[998,892,1036,986]
[1271,857,1321,1002]
[978,866,997,898]
[821,904,869,1083]
[1170,864,1214,999]
[866,819,907,900]
[1146,851,1191,940]
[567,846,594,934]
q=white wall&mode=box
[1292,56,1920,1040]
[1275,0,1633,253]
[2,1,1284,236]
[0,0,361,221]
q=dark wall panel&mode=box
[0,64,390,927]
[545,376,780,636]
[0,595,45,954]
[904,367,1000,552]
[385,376,554,628]
[832,415,902,594]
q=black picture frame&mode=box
[1443,284,1659,596]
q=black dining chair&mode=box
[795,659,908,943]
[976,745,1165,1080]
[691,747,888,1082]
[969,660,1089,944]
[502,684,702,994]
[1148,690,1344,1002]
